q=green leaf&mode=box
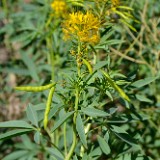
[73,155,79,160]
[2,67,30,76]
[101,70,130,102]
[11,32,32,43]
[46,147,64,160]
[104,131,110,143]
[110,125,137,145]
[114,132,137,146]
[81,107,110,117]
[21,134,33,150]
[115,154,131,160]
[82,153,89,160]
[131,77,158,88]
[34,131,41,144]
[0,120,34,129]
[26,104,39,127]
[48,104,61,120]
[21,51,39,81]
[100,29,115,43]
[105,90,113,101]
[0,129,33,141]
[108,108,117,114]
[51,111,74,132]
[94,61,107,71]
[135,94,153,103]
[97,135,111,155]
[89,147,102,157]
[100,39,124,46]
[76,113,87,148]
[3,150,29,160]
[110,125,127,134]
[120,19,137,32]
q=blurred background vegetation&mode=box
[0,0,160,159]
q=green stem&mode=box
[65,126,77,160]
[46,37,55,81]
[50,51,55,81]
[65,39,82,160]
[44,128,64,157]
[77,66,81,77]
[63,122,67,156]
[77,39,81,77]
[2,0,8,18]
[45,128,54,144]
[65,89,79,160]
[80,123,91,157]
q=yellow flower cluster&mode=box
[63,11,100,45]
[51,0,67,18]
[111,0,120,7]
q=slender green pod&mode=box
[101,70,130,102]
[43,86,55,130]
[83,58,93,74]
[14,83,55,92]
[67,0,84,7]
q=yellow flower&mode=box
[62,11,100,44]
[111,0,120,7]
[51,0,67,18]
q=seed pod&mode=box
[43,87,55,130]
[83,58,93,74]
[67,0,84,7]
[14,83,55,92]
[101,70,130,102]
